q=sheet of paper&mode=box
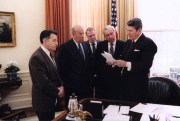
[101,51,115,63]
[148,103,180,117]
[119,106,130,114]
[130,103,158,114]
[103,105,119,114]
[103,114,130,121]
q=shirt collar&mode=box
[73,39,80,48]
[108,40,116,46]
[41,45,51,57]
[89,41,97,45]
[133,33,142,42]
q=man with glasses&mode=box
[95,25,124,100]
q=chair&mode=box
[147,77,180,105]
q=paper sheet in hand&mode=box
[101,51,115,62]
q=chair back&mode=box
[147,77,180,105]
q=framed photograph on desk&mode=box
[0,11,16,47]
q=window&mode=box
[137,0,180,77]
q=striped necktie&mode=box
[78,43,85,60]
[110,43,114,55]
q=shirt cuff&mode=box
[126,62,131,71]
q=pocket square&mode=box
[134,49,140,51]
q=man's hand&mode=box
[58,86,64,97]
[106,60,114,65]
[114,59,127,67]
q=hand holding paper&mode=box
[101,51,115,65]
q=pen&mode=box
[153,114,155,119]
[118,104,121,113]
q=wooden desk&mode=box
[52,98,141,121]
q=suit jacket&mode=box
[57,39,91,100]
[85,40,100,87]
[29,47,63,112]
[122,33,157,102]
[95,40,124,100]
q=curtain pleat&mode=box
[71,0,136,41]
[45,0,72,45]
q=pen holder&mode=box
[149,115,160,121]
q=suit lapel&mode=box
[39,48,60,77]
[71,40,85,61]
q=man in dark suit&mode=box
[29,29,64,121]
[57,25,91,105]
[85,27,100,97]
[95,25,124,100]
[109,18,157,102]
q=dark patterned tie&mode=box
[125,41,135,58]
[91,42,96,55]
[78,43,85,60]
[50,53,57,68]
[110,43,114,55]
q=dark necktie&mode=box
[91,42,96,55]
[110,43,114,55]
[50,53,57,68]
[78,43,85,60]
[125,41,135,58]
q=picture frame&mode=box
[0,11,16,47]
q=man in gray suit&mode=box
[29,29,64,121]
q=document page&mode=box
[103,105,119,114]
[119,106,130,114]
[130,103,158,114]
[103,114,130,121]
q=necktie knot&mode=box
[91,42,95,46]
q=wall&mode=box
[0,0,45,109]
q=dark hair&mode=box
[40,29,57,43]
[127,18,142,30]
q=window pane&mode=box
[138,0,180,30]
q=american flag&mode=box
[111,0,118,38]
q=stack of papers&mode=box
[103,105,130,115]
[102,105,130,121]
[130,103,180,121]
[103,114,130,121]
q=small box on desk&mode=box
[83,100,103,120]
